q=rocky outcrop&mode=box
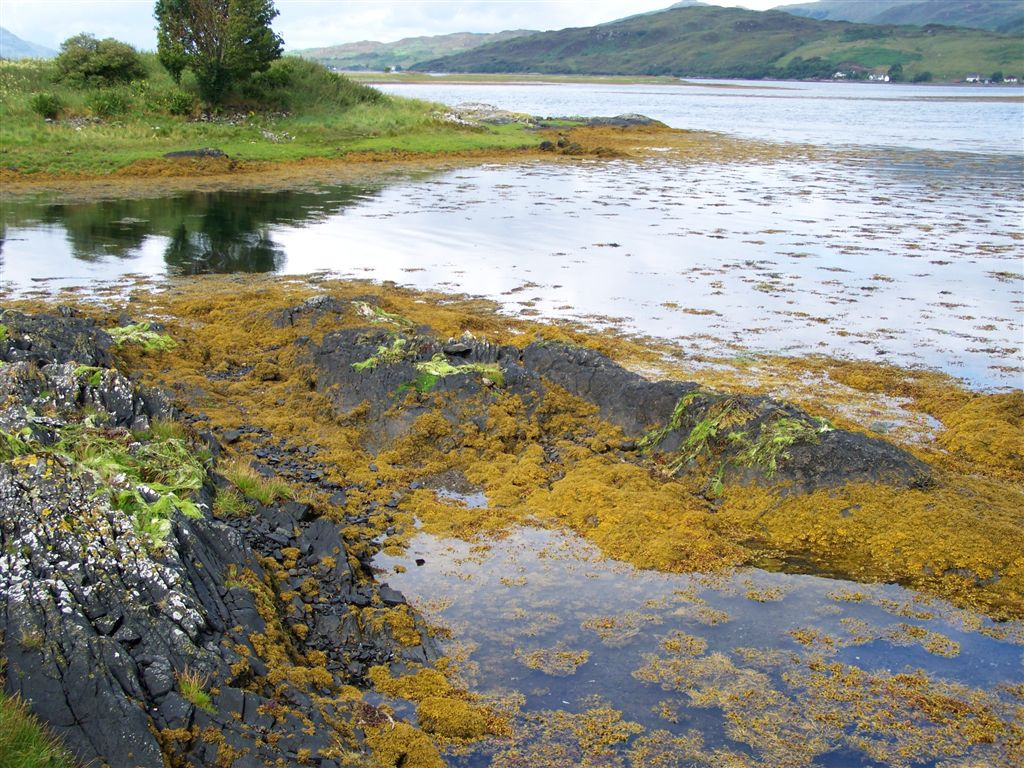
[312,327,931,492]
[0,310,435,768]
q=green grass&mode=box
[0,55,544,177]
[213,486,253,518]
[176,668,215,714]
[0,688,75,768]
[221,459,293,505]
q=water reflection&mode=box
[373,526,1024,767]
[1,184,385,275]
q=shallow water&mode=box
[3,149,1021,388]
[372,524,1024,767]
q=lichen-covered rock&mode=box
[1,311,437,768]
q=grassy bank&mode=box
[0,687,74,768]
[0,54,542,177]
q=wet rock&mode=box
[163,148,226,159]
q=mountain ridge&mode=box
[0,27,57,60]
[775,0,1024,36]
[291,30,535,71]
[412,5,1023,82]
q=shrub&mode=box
[241,56,382,112]
[163,88,195,116]
[56,33,145,87]
[86,88,134,118]
[28,92,64,120]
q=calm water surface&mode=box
[378,79,1024,154]
[3,147,1021,387]
[370,524,1024,766]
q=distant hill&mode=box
[776,1,1024,36]
[414,5,1023,82]
[291,30,535,71]
[0,27,56,60]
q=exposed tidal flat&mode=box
[1,81,1023,768]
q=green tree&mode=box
[990,70,1004,82]
[154,0,283,105]
[887,62,904,82]
[55,33,145,87]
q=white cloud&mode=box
[0,0,789,52]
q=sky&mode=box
[0,0,788,52]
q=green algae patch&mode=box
[414,353,504,389]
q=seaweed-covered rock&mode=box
[315,330,930,492]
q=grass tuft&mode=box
[220,459,293,505]
[176,667,215,714]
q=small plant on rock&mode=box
[177,667,215,714]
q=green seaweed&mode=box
[353,301,413,328]
[352,336,410,372]
[414,353,504,387]
[108,322,177,352]
[637,390,702,451]
[735,416,832,477]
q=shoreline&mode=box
[0,121,811,201]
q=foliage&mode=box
[0,428,34,461]
[155,0,284,105]
[162,87,196,116]
[221,458,292,505]
[56,421,206,547]
[108,322,177,351]
[55,33,145,88]
[213,485,253,518]
[240,56,382,112]
[86,87,133,118]
[28,92,64,120]
[0,57,537,176]
[0,687,75,768]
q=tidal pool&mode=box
[372,524,1023,767]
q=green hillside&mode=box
[414,5,1024,81]
[291,30,534,71]
[777,1,1024,36]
